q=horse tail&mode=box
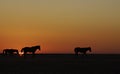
[74,48,77,53]
[3,50,6,54]
[3,50,5,54]
[74,48,79,55]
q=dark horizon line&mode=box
[0,53,120,55]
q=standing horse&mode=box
[21,45,40,56]
[3,49,19,55]
[74,47,91,55]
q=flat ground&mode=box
[0,54,120,74]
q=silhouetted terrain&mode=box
[0,54,120,74]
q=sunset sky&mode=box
[0,0,120,54]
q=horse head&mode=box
[88,47,91,52]
[36,45,41,51]
[21,48,24,52]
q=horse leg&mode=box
[6,52,7,55]
[3,51,6,56]
[32,52,35,57]
[75,51,78,56]
[16,51,19,56]
[83,52,86,55]
[23,52,27,58]
[17,51,19,55]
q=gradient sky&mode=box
[0,0,120,54]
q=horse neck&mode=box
[33,46,40,50]
[34,47,39,51]
[88,49,91,52]
[21,49,24,52]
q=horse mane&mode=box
[31,45,40,47]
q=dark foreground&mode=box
[0,54,120,74]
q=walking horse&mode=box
[3,49,19,55]
[21,45,40,57]
[74,47,91,55]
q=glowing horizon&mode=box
[0,0,120,54]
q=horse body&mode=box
[74,47,91,55]
[21,45,40,56]
[3,49,19,55]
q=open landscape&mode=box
[0,0,120,74]
[0,54,120,74]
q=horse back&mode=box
[74,47,91,52]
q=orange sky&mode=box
[0,0,120,54]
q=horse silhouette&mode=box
[74,47,91,55]
[3,49,19,55]
[21,45,40,56]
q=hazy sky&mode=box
[0,0,120,54]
